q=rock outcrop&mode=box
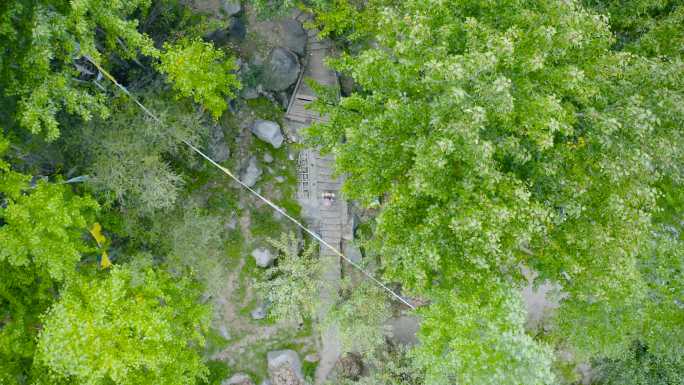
[252,247,274,268]
[262,48,300,92]
[251,120,284,148]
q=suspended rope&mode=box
[84,56,416,310]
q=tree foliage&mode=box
[307,0,684,381]
[324,278,391,358]
[0,1,240,139]
[35,263,211,385]
[584,0,684,57]
[594,340,684,385]
[0,0,156,139]
[64,91,206,214]
[158,38,241,119]
[256,233,322,325]
[412,288,555,385]
[0,132,99,383]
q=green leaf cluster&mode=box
[158,38,241,119]
[35,264,210,385]
[306,0,684,382]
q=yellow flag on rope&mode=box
[89,223,106,247]
[100,250,112,269]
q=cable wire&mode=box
[84,56,416,310]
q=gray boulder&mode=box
[267,350,304,385]
[219,324,231,340]
[241,86,259,99]
[223,373,254,385]
[251,302,267,320]
[251,120,284,148]
[241,156,262,187]
[262,48,300,92]
[221,0,241,16]
[251,18,306,56]
[252,248,274,268]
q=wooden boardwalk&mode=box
[286,15,348,385]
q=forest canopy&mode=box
[1,0,683,384]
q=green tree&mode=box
[35,263,211,385]
[158,38,241,119]
[594,340,684,385]
[64,91,205,214]
[412,288,555,385]
[324,278,392,358]
[306,0,684,381]
[0,0,156,139]
[152,204,228,298]
[0,1,240,139]
[0,132,99,383]
[583,0,684,57]
[256,233,322,325]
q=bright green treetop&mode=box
[0,132,99,383]
[158,38,241,119]
[36,263,211,385]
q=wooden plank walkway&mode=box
[286,14,347,385]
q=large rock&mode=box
[206,16,245,45]
[190,0,240,18]
[267,350,304,385]
[251,120,284,148]
[262,48,300,92]
[252,248,274,268]
[241,156,262,187]
[252,19,307,55]
[223,373,255,385]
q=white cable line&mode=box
[84,56,416,310]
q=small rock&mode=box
[208,125,230,162]
[251,120,284,148]
[304,353,319,363]
[334,353,363,381]
[251,303,267,320]
[267,350,304,385]
[252,248,274,268]
[241,156,262,187]
[262,47,300,92]
[343,243,362,264]
[219,324,231,340]
[275,176,286,183]
[242,86,259,99]
[225,215,238,230]
[221,0,241,16]
[223,373,254,385]
[263,152,274,163]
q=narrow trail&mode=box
[286,13,348,385]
